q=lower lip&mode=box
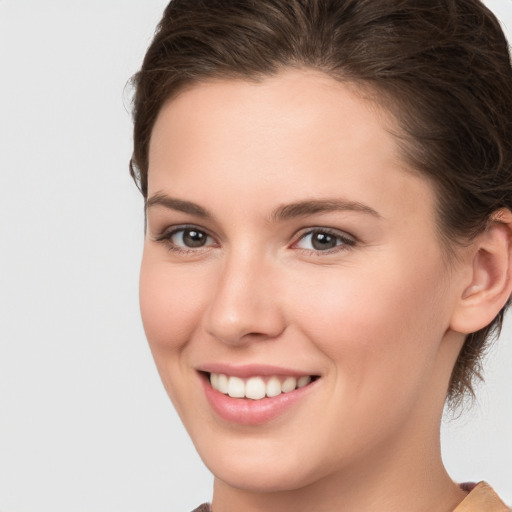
[201,375,317,425]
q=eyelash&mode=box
[155,224,217,255]
[154,225,357,255]
[292,227,356,254]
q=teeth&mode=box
[266,376,282,397]
[227,376,245,398]
[281,376,297,393]
[209,373,314,400]
[217,374,228,394]
[245,377,266,400]
[297,375,312,388]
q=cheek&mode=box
[139,252,215,419]
[289,254,451,396]
[139,252,208,355]
[278,260,452,464]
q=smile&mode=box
[209,373,313,400]
[199,366,320,424]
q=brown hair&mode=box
[130,0,512,406]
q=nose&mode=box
[202,251,286,346]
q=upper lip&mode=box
[196,363,318,379]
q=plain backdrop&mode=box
[0,1,511,511]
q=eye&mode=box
[155,226,217,253]
[171,228,211,248]
[294,228,355,252]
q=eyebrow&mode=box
[146,193,213,218]
[146,193,380,222]
[271,199,380,221]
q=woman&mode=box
[130,0,512,510]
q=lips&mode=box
[199,366,319,425]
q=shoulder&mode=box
[191,504,211,512]
[454,482,511,512]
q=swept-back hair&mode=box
[130,0,512,405]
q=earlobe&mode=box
[450,209,512,334]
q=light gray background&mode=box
[0,1,511,511]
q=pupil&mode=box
[183,230,206,247]
[312,232,336,250]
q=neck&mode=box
[211,333,468,512]
[211,420,466,512]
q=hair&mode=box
[130,0,512,407]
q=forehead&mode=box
[150,70,391,153]
[150,71,399,171]
[147,68,436,228]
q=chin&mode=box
[209,458,320,493]
[193,432,328,493]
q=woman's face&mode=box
[140,70,466,492]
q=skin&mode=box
[139,69,508,512]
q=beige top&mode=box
[454,482,511,512]
[192,481,511,511]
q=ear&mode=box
[450,209,512,334]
